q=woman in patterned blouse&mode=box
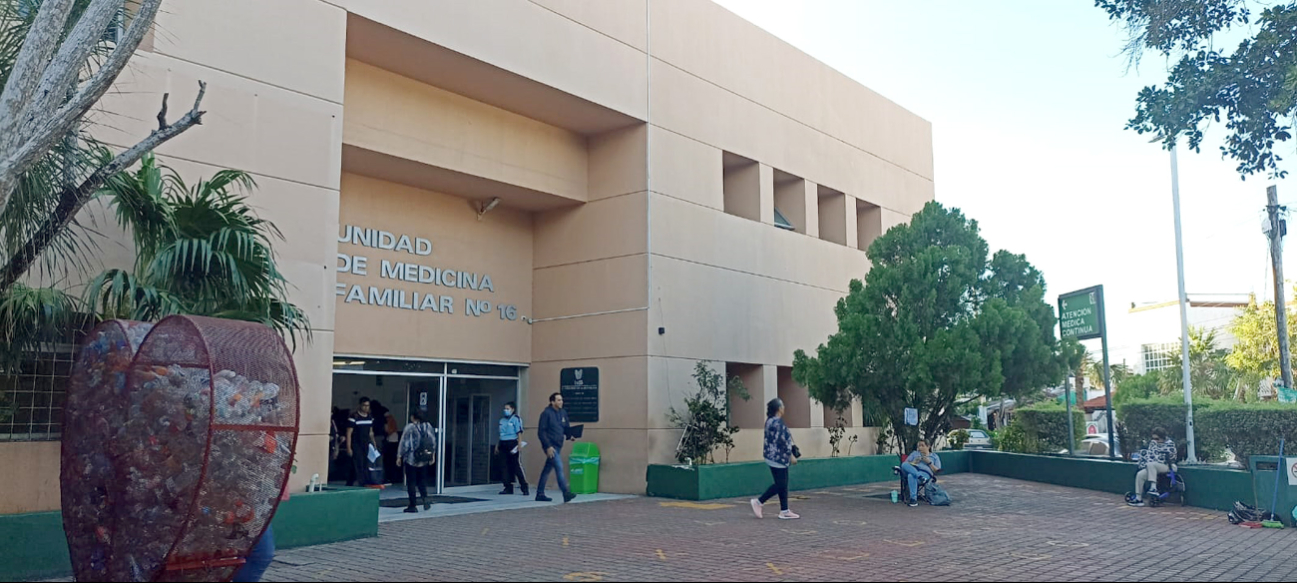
[1129,427,1176,507]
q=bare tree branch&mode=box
[20,0,125,136]
[0,82,206,291]
[0,0,75,141]
[0,0,164,217]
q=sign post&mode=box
[1059,285,1115,460]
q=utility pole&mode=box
[1170,145,1197,463]
[1267,185,1294,390]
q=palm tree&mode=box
[85,154,310,346]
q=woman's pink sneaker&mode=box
[778,510,800,520]
[750,499,763,519]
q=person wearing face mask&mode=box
[498,401,529,496]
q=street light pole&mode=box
[1169,144,1198,463]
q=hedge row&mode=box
[1117,399,1297,465]
[999,404,1084,454]
[1116,398,1223,462]
[1196,402,1297,467]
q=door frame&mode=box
[332,356,524,495]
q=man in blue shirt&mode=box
[498,401,529,496]
[536,392,576,503]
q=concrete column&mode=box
[758,163,775,225]
[804,180,819,237]
[846,196,860,250]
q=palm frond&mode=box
[0,283,82,368]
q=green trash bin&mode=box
[568,442,600,494]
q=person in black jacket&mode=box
[536,392,576,503]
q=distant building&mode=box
[1124,295,1250,375]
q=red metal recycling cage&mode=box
[61,316,300,582]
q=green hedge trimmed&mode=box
[1116,398,1224,462]
[1002,404,1083,454]
[1196,402,1297,467]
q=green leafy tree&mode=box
[668,362,750,464]
[1098,1,1297,178]
[83,154,310,344]
[793,202,1065,455]
[1227,293,1297,380]
[1113,372,1161,407]
[1157,327,1235,399]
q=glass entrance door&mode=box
[406,379,446,494]
[444,377,518,487]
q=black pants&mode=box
[759,466,789,511]
[499,440,528,490]
[348,447,366,486]
[406,464,429,507]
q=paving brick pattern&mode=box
[264,474,1297,582]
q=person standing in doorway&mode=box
[498,401,529,496]
[397,412,437,513]
[345,397,379,487]
[751,398,799,520]
[536,393,576,503]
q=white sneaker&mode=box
[778,510,800,520]
[750,499,763,519]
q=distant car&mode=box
[964,429,993,450]
[1059,434,1122,458]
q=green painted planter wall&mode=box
[967,450,1253,513]
[0,511,69,582]
[0,486,378,582]
[646,451,972,501]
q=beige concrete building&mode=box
[0,0,933,513]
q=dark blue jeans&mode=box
[233,525,274,583]
[537,447,569,496]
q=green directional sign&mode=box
[1059,287,1104,341]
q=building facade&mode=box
[0,0,933,513]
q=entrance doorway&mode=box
[332,357,522,495]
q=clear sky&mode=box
[712,0,1295,366]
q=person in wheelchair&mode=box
[1127,427,1176,507]
[896,439,942,507]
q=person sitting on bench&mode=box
[900,439,942,507]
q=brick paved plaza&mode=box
[263,474,1297,582]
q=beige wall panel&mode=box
[521,428,649,494]
[649,255,843,366]
[534,192,647,269]
[650,193,869,293]
[528,0,648,51]
[294,331,338,436]
[153,0,347,103]
[0,442,61,513]
[650,60,932,216]
[648,0,932,178]
[288,433,332,494]
[589,124,648,201]
[528,357,648,431]
[345,0,648,119]
[533,255,648,320]
[532,311,647,363]
[344,60,588,202]
[334,174,533,364]
[727,426,874,464]
[93,53,343,191]
[649,127,724,210]
[646,357,716,431]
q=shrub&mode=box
[1117,398,1224,462]
[668,362,750,464]
[995,424,1037,453]
[1012,403,1084,453]
[1196,402,1297,467]
[949,429,970,451]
